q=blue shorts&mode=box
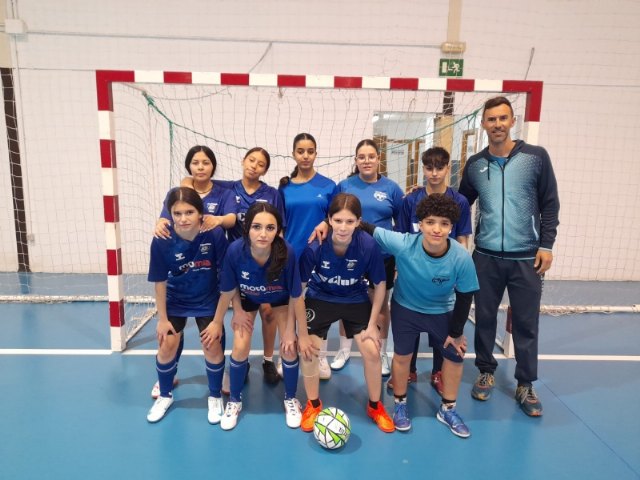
[390,300,463,364]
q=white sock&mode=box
[380,338,388,355]
[320,339,328,358]
[264,355,273,362]
[339,336,352,352]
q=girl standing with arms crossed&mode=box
[201,202,307,431]
[279,133,336,380]
[298,193,394,433]
[147,187,228,424]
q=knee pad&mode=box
[300,354,319,378]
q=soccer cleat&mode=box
[283,398,302,428]
[437,405,471,438]
[471,372,495,401]
[221,369,230,396]
[318,355,332,380]
[147,395,174,423]
[380,352,391,377]
[393,401,412,431]
[220,401,242,431]
[301,400,323,432]
[386,371,418,390]
[430,371,444,396]
[263,359,280,385]
[515,384,543,417]
[207,396,224,425]
[367,402,395,433]
[150,377,179,399]
[330,349,351,371]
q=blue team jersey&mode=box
[215,180,285,242]
[219,238,302,305]
[336,175,403,231]
[148,227,228,317]
[373,229,478,314]
[159,185,237,221]
[300,229,385,304]
[279,173,337,259]
[397,187,472,238]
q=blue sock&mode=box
[281,356,299,400]
[229,356,248,402]
[205,358,225,398]
[156,357,177,397]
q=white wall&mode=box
[0,0,638,280]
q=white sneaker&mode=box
[221,370,230,396]
[381,352,391,376]
[284,398,302,428]
[276,357,283,378]
[208,396,224,425]
[330,349,351,370]
[150,377,179,399]
[319,355,332,380]
[220,401,242,431]
[147,395,173,423]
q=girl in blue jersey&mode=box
[298,193,394,433]
[389,147,472,396]
[146,187,228,424]
[312,140,404,377]
[150,145,237,400]
[361,194,479,437]
[201,202,306,431]
[279,133,336,380]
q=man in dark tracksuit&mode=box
[459,96,559,417]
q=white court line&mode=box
[0,349,639,361]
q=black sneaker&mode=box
[263,360,279,384]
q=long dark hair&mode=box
[328,192,362,219]
[244,147,271,172]
[243,202,288,283]
[184,145,217,176]
[279,132,317,188]
[166,186,204,216]
[350,138,382,179]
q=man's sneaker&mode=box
[276,357,283,378]
[471,372,495,401]
[330,349,350,371]
[147,395,173,423]
[150,377,179,399]
[263,359,280,384]
[366,402,395,433]
[430,371,444,396]
[515,384,543,417]
[393,401,411,431]
[283,398,302,428]
[220,401,242,431]
[386,371,418,390]
[436,405,471,438]
[380,352,391,376]
[207,396,224,425]
[318,356,332,380]
[301,400,323,432]
[221,370,230,396]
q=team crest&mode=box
[373,191,387,202]
[346,258,358,270]
[206,202,218,213]
[200,243,210,254]
[432,276,450,285]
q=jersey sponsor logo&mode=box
[373,191,388,202]
[175,259,212,275]
[345,259,358,270]
[240,283,285,293]
[321,260,331,270]
[206,202,219,213]
[175,253,185,261]
[235,195,241,204]
[241,271,250,280]
[237,212,245,223]
[432,275,451,286]
[317,273,359,286]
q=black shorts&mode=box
[366,256,395,291]
[305,297,371,340]
[240,293,289,313]
[167,315,215,334]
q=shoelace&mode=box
[225,402,240,416]
[478,373,493,386]
[442,408,464,427]
[523,386,538,402]
[284,399,299,415]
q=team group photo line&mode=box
[146,95,560,440]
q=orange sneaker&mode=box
[301,400,323,432]
[367,402,395,433]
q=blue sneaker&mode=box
[515,384,543,417]
[393,401,411,431]
[471,372,495,401]
[436,405,470,438]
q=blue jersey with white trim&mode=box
[336,175,403,230]
[148,227,228,317]
[219,238,302,304]
[159,185,237,221]
[300,229,385,304]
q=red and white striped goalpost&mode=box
[96,70,542,352]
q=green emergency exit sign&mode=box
[439,59,464,77]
